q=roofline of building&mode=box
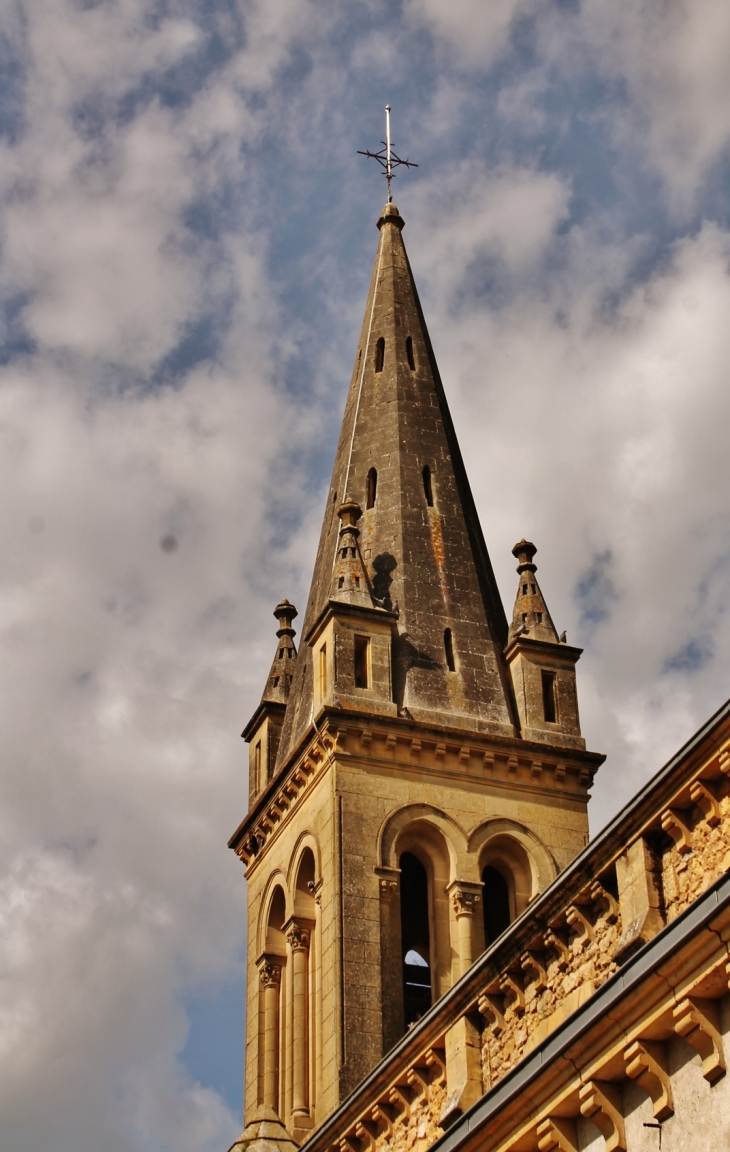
[299,692,730,1152]
[430,866,730,1152]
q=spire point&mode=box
[377,201,404,230]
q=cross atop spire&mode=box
[358,105,418,202]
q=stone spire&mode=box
[276,201,517,766]
[508,540,559,645]
[261,599,298,704]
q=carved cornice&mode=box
[229,709,605,872]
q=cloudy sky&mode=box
[2,0,730,1148]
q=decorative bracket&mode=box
[660,808,693,855]
[536,1116,579,1152]
[545,927,571,971]
[624,1038,673,1120]
[477,992,506,1036]
[521,949,547,992]
[690,779,722,827]
[566,903,594,944]
[673,996,726,1083]
[579,1080,626,1151]
[499,970,525,1015]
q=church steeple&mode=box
[231,193,604,1148]
[276,202,516,767]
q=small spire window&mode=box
[354,635,370,689]
[444,628,456,672]
[319,644,328,698]
[522,584,528,595]
[367,467,377,509]
[406,336,415,371]
[375,337,385,373]
[542,670,557,723]
[422,465,433,507]
[536,612,542,623]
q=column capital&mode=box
[258,957,282,986]
[285,919,311,952]
[375,866,400,901]
[447,880,482,917]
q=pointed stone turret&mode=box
[504,541,585,750]
[262,599,299,703]
[243,600,298,804]
[508,540,559,644]
[330,499,375,608]
[276,201,517,766]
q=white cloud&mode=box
[2,0,730,1146]
[408,172,730,820]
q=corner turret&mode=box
[243,600,299,804]
[504,541,585,750]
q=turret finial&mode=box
[261,599,298,704]
[508,540,558,644]
[330,499,374,608]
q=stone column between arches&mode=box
[257,956,283,1114]
[285,917,315,1131]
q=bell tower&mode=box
[228,201,604,1149]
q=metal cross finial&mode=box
[358,105,418,202]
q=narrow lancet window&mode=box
[354,635,370,688]
[444,628,456,672]
[542,670,557,722]
[400,852,432,1026]
[319,644,327,699]
[375,337,385,373]
[482,865,511,946]
[367,467,377,509]
[406,336,415,371]
[422,465,433,507]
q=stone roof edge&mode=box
[431,867,730,1152]
[298,693,730,1152]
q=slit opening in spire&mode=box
[406,336,415,371]
[367,467,377,509]
[422,465,433,507]
[375,337,385,373]
[444,628,456,672]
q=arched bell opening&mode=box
[399,851,432,1026]
[481,863,512,947]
